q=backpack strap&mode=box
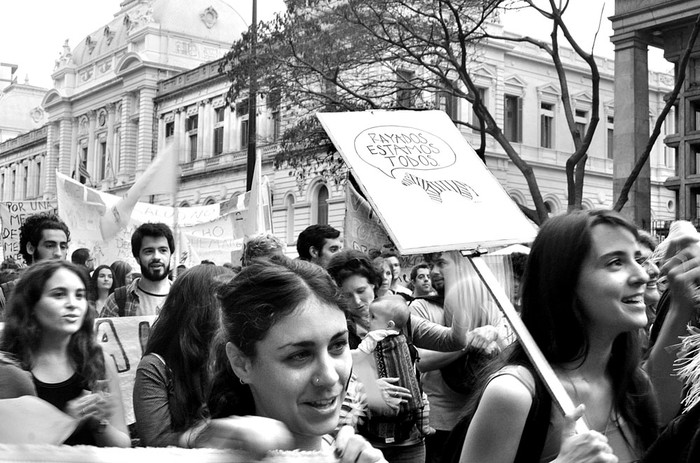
[115,286,128,317]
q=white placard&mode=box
[317,110,537,254]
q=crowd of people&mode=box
[1,211,700,462]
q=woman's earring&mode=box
[239,378,246,385]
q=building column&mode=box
[120,95,136,181]
[44,122,59,197]
[57,118,73,185]
[203,99,214,158]
[136,87,156,173]
[27,160,35,199]
[176,108,186,163]
[223,104,232,153]
[612,33,650,229]
[196,102,205,159]
[86,110,96,181]
[106,103,116,180]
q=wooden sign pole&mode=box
[466,253,588,434]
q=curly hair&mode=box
[19,213,70,264]
[131,222,174,258]
[326,249,382,289]
[0,260,105,389]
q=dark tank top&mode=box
[33,372,96,445]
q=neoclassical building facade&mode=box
[0,1,677,249]
[612,0,700,233]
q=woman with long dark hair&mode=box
[205,257,385,461]
[451,210,696,462]
[133,264,232,447]
[110,260,133,290]
[89,264,114,315]
[0,260,130,447]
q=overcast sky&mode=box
[1,0,670,90]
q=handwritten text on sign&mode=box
[354,126,456,179]
[0,201,58,264]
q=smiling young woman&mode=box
[204,256,386,462]
[0,260,130,447]
[447,210,700,463]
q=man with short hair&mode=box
[410,263,433,298]
[100,222,174,317]
[0,213,71,314]
[71,247,95,273]
[382,251,412,297]
[296,224,343,268]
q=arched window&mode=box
[316,184,329,225]
[285,194,295,244]
[204,197,216,205]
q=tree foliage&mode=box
[219,0,671,225]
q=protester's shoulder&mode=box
[0,361,36,399]
[488,364,537,398]
[136,353,168,377]
[100,292,120,318]
[127,278,141,294]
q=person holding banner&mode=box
[450,210,699,463]
[133,264,233,447]
[0,260,130,447]
[205,257,386,462]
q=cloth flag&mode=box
[100,142,179,241]
[243,150,266,239]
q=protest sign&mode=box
[321,110,586,433]
[0,201,58,264]
[318,110,537,254]
[95,315,156,424]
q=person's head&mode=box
[145,264,233,431]
[521,209,647,365]
[110,260,133,289]
[90,264,114,300]
[423,251,458,296]
[208,256,350,447]
[326,250,381,328]
[372,257,393,297]
[410,263,432,297]
[71,248,95,272]
[1,260,101,383]
[296,225,343,267]
[637,230,660,309]
[242,234,286,266]
[131,222,174,282]
[369,295,410,331]
[381,251,401,284]
[19,213,70,264]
